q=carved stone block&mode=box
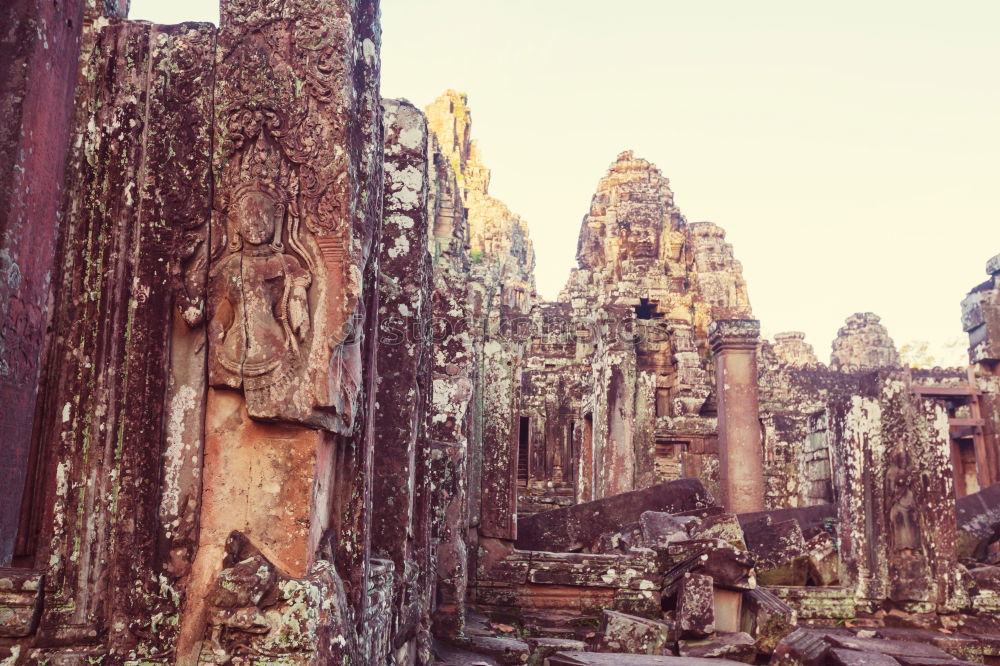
[209,0,383,433]
[0,568,43,637]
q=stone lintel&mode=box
[709,319,761,353]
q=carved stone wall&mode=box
[3,4,1000,661]
[208,0,381,433]
[518,303,585,515]
[0,18,215,661]
[0,0,389,661]
[829,372,966,614]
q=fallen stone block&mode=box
[805,530,840,586]
[873,627,984,663]
[738,504,837,538]
[660,540,752,591]
[612,584,664,618]
[698,542,756,589]
[661,540,720,582]
[741,587,797,654]
[527,552,657,588]
[690,512,747,551]
[955,482,1000,560]
[743,518,810,586]
[546,652,748,665]
[679,631,757,663]
[767,585,858,621]
[592,522,644,554]
[963,630,1000,660]
[892,658,982,666]
[466,612,502,638]
[466,635,530,665]
[676,573,715,639]
[640,511,691,548]
[600,609,674,655]
[882,610,942,631]
[823,634,957,662]
[771,628,834,666]
[827,648,901,666]
[434,638,502,666]
[526,638,587,666]
[968,565,1000,592]
[675,506,727,521]
[515,479,713,552]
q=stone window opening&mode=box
[654,440,687,482]
[634,298,663,321]
[954,437,980,498]
[517,416,530,486]
[655,386,672,418]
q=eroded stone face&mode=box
[830,312,901,371]
[772,332,819,368]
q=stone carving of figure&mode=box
[885,443,931,606]
[208,180,312,395]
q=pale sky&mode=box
[130,0,999,366]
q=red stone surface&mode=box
[0,0,88,566]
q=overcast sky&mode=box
[130,0,999,365]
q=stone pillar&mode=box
[0,0,89,566]
[0,0,133,565]
[480,334,521,539]
[176,0,383,660]
[709,319,765,513]
[371,98,432,640]
[4,18,214,656]
[424,136,474,642]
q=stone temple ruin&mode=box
[2,1,1000,664]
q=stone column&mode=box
[175,0,383,661]
[709,319,765,513]
[371,98,432,645]
[480,335,521,539]
[0,0,91,565]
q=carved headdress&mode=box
[220,125,313,267]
